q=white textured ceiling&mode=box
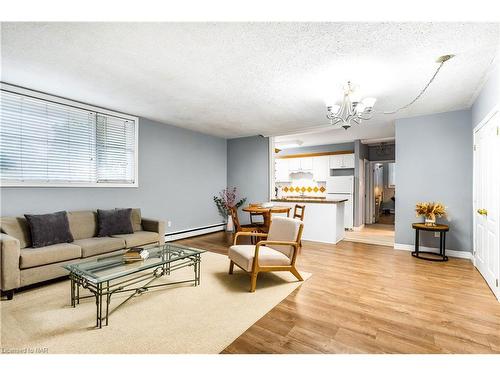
[1,22,500,142]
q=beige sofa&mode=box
[0,210,165,300]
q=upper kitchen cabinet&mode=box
[288,157,312,172]
[329,153,355,169]
[275,158,290,182]
[312,156,329,181]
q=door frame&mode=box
[473,103,500,301]
[366,159,395,225]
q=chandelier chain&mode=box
[378,60,447,115]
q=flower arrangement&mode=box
[415,202,447,226]
[213,187,247,219]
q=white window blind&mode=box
[0,89,138,186]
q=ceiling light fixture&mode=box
[325,54,455,131]
[326,81,377,130]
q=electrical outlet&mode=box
[434,232,440,238]
[167,221,172,228]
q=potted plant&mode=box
[214,187,247,232]
[415,202,447,226]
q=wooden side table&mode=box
[411,223,450,262]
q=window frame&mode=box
[0,83,139,188]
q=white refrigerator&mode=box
[326,176,354,229]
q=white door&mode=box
[474,110,500,300]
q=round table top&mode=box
[242,205,291,214]
[412,222,449,231]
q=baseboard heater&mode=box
[165,223,226,242]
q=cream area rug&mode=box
[1,252,310,354]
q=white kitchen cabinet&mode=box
[300,157,313,171]
[275,158,290,182]
[288,158,300,172]
[312,156,329,181]
[329,153,355,169]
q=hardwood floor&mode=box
[176,231,500,354]
[344,223,395,247]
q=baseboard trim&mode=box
[165,223,225,242]
[393,243,473,260]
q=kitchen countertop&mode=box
[271,198,347,204]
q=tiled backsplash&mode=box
[276,182,327,197]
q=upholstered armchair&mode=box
[228,216,304,292]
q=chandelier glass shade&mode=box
[326,81,377,130]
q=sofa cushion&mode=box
[73,237,126,258]
[116,208,142,232]
[24,211,74,248]
[97,208,134,237]
[111,231,159,248]
[20,243,82,269]
[67,211,97,240]
[0,216,31,249]
[228,245,291,272]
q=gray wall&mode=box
[0,118,227,233]
[395,110,473,252]
[472,62,500,127]
[227,136,270,224]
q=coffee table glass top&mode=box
[63,243,205,283]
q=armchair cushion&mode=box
[266,217,302,258]
[229,244,291,272]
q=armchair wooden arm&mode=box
[233,231,268,245]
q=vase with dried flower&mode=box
[213,187,247,232]
[415,202,447,226]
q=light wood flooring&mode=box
[344,223,395,247]
[176,231,500,354]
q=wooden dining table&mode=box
[241,205,291,232]
[241,205,291,216]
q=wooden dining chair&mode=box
[250,212,265,225]
[292,204,305,252]
[229,207,267,244]
[293,204,305,221]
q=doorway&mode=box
[345,159,396,247]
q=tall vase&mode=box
[226,215,234,232]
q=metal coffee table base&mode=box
[69,254,201,328]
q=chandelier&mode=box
[326,81,376,130]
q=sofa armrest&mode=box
[142,218,165,245]
[0,233,21,291]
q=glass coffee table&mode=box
[63,243,205,328]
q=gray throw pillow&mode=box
[24,211,74,248]
[97,208,134,237]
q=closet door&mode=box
[474,110,500,300]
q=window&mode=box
[0,85,138,187]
